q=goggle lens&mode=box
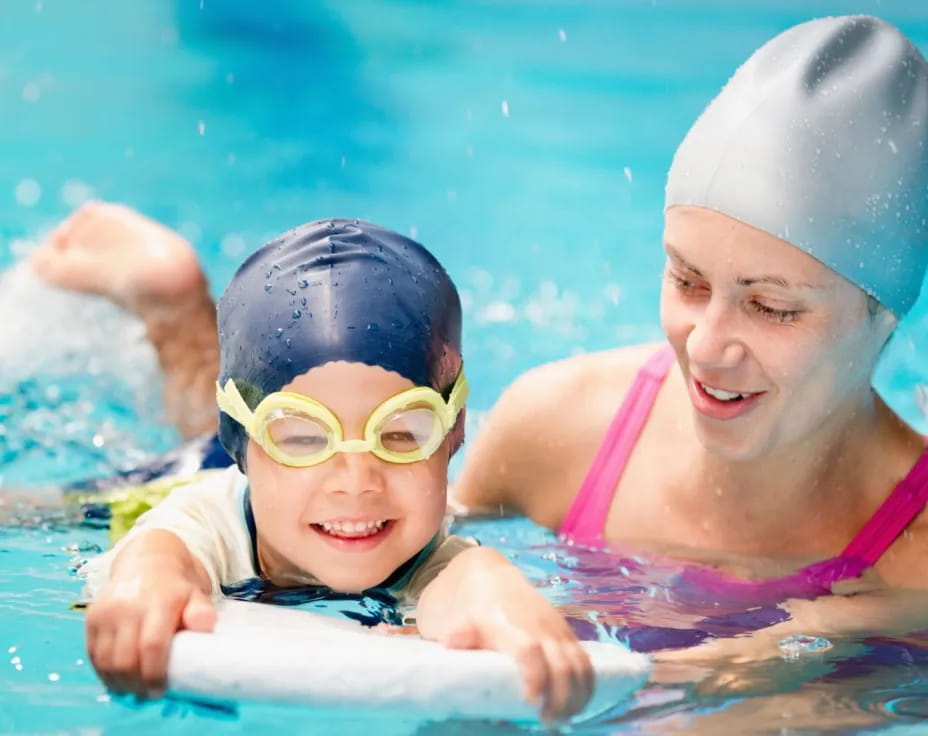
[376,407,443,456]
[265,409,331,460]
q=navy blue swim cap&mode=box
[217,218,463,469]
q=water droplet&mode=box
[778,634,832,660]
[15,178,41,207]
[264,284,273,292]
[366,322,379,331]
[292,310,301,319]
[298,280,309,289]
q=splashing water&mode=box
[0,261,176,487]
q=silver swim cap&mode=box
[666,16,928,317]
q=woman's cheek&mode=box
[660,300,690,347]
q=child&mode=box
[82,218,593,720]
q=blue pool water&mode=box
[3,1,928,733]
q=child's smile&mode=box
[311,517,396,551]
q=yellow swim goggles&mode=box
[216,369,469,467]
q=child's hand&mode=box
[416,547,593,721]
[85,530,215,698]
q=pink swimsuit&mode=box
[560,345,928,597]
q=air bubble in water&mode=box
[778,634,832,660]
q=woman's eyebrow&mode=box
[664,244,704,276]
[666,243,822,290]
[736,275,822,290]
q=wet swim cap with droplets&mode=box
[216,218,463,469]
[666,15,928,317]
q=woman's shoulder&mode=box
[453,342,666,520]
[506,342,666,410]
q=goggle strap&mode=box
[446,371,470,423]
[216,379,257,434]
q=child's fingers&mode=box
[538,639,575,721]
[138,605,183,696]
[110,615,143,695]
[566,643,595,715]
[181,589,216,632]
[87,626,119,691]
[443,622,482,649]
[510,638,550,709]
[537,638,595,722]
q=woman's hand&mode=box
[416,547,594,721]
[85,530,215,698]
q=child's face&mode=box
[245,361,451,592]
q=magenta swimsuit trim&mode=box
[559,344,928,594]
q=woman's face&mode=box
[245,361,450,592]
[660,206,893,461]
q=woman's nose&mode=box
[686,299,746,370]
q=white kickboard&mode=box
[167,599,651,721]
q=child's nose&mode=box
[327,451,386,495]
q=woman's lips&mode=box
[688,377,765,420]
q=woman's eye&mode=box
[667,271,705,293]
[750,301,803,323]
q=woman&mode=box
[455,14,928,603]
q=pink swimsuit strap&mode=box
[559,345,676,546]
[559,344,928,587]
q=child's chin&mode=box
[315,570,394,594]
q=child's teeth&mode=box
[320,520,386,536]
